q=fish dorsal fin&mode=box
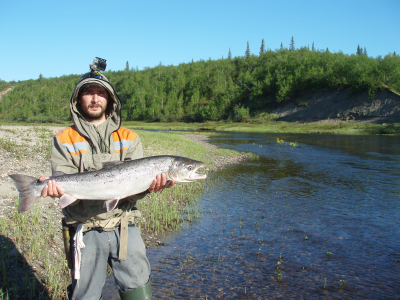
[102,161,124,169]
[52,171,66,177]
[103,198,121,212]
[59,194,78,209]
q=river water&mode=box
[104,132,400,299]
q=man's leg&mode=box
[70,230,109,300]
[109,226,152,299]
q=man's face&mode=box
[79,85,109,120]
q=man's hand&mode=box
[39,176,65,198]
[148,173,175,193]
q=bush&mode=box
[233,105,250,122]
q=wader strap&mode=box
[119,212,128,261]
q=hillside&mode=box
[0,48,399,124]
[271,88,400,124]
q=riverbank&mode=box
[0,125,250,299]
[123,119,400,135]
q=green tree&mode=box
[364,47,367,56]
[245,42,251,60]
[228,48,232,59]
[280,42,283,51]
[260,39,265,55]
[312,42,315,51]
[125,61,130,71]
[289,36,295,51]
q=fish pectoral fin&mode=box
[101,161,124,169]
[59,194,78,209]
[160,179,172,193]
[104,198,121,212]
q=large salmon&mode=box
[9,155,207,213]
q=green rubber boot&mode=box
[119,278,153,300]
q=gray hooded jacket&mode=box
[51,75,146,230]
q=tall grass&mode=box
[0,201,68,299]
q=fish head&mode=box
[169,157,207,183]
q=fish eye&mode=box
[187,166,192,171]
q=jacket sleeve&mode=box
[51,136,79,175]
[122,134,150,203]
[50,135,82,207]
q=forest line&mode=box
[0,47,399,123]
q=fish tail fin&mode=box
[8,174,41,212]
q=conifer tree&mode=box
[228,48,232,59]
[312,42,315,51]
[125,61,130,71]
[260,39,265,55]
[357,45,361,55]
[289,36,295,51]
[280,42,283,51]
[364,47,367,56]
[245,42,251,60]
[394,51,397,56]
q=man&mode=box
[40,68,173,300]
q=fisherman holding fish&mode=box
[39,59,172,300]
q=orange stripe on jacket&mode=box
[55,126,88,155]
[112,127,137,153]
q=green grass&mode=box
[123,120,400,135]
[0,201,68,299]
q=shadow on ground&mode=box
[0,235,51,299]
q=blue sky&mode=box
[1,0,399,82]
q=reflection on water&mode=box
[104,133,400,299]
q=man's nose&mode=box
[92,93,100,102]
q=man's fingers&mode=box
[148,179,157,192]
[154,174,161,191]
[40,180,63,198]
[41,185,48,198]
[160,173,167,187]
[149,174,175,193]
[48,180,56,196]
[56,185,65,197]
[39,176,50,182]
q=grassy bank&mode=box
[1,119,399,135]
[124,120,400,135]
[0,126,249,299]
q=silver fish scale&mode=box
[30,156,183,200]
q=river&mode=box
[104,132,400,299]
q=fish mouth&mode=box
[188,164,207,181]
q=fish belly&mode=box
[58,170,156,200]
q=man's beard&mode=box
[82,104,107,120]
